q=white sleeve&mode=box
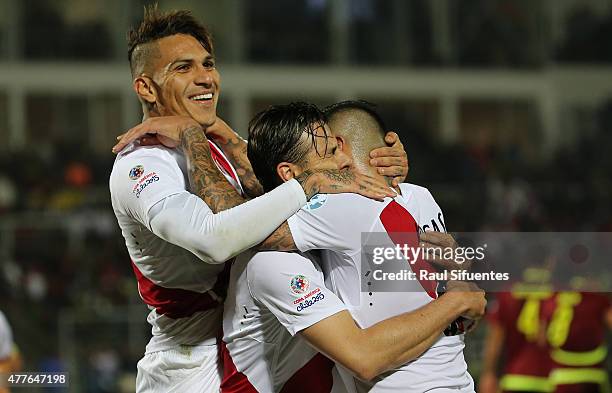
[287,194,379,254]
[0,311,14,360]
[148,179,307,264]
[110,149,187,229]
[247,252,347,336]
[111,148,308,264]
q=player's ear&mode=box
[133,75,158,105]
[276,162,298,182]
[336,136,346,151]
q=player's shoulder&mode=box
[400,182,441,206]
[306,192,388,214]
[246,251,320,296]
[247,251,316,278]
[110,144,181,186]
[399,182,434,199]
[113,143,179,169]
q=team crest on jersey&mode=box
[304,194,327,211]
[290,275,310,295]
[129,165,145,180]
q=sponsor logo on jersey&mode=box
[293,287,321,305]
[296,292,325,312]
[290,275,310,295]
[129,165,145,180]
[132,172,160,198]
[304,194,327,211]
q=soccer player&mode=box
[0,310,21,393]
[541,290,611,393]
[479,269,554,393]
[220,101,485,392]
[110,8,403,393]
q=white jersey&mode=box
[222,250,350,393]
[287,183,474,393]
[110,141,239,353]
[110,139,308,356]
[0,311,13,360]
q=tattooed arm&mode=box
[204,118,265,198]
[180,126,247,213]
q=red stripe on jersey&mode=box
[220,340,335,393]
[131,261,219,319]
[220,340,258,393]
[279,353,335,393]
[379,200,438,299]
[208,140,239,184]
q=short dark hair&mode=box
[127,4,214,76]
[324,100,387,135]
[247,102,328,192]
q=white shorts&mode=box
[136,344,221,393]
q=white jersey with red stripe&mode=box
[110,140,242,354]
[221,250,351,393]
[286,183,474,393]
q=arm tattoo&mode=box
[212,134,265,198]
[295,168,357,199]
[181,127,246,213]
[258,222,297,251]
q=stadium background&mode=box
[0,0,611,391]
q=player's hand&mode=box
[296,168,396,201]
[446,281,486,320]
[112,116,202,153]
[420,232,472,272]
[369,132,409,187]
[202,117,236,140]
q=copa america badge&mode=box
[129,165,145,180]
[290,275,310,295]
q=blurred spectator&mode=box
[0,175,16,213]
[86,349,120,393]
[24,267,48,301]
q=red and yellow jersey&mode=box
[541,292,610,393]
[488,286,554,392]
